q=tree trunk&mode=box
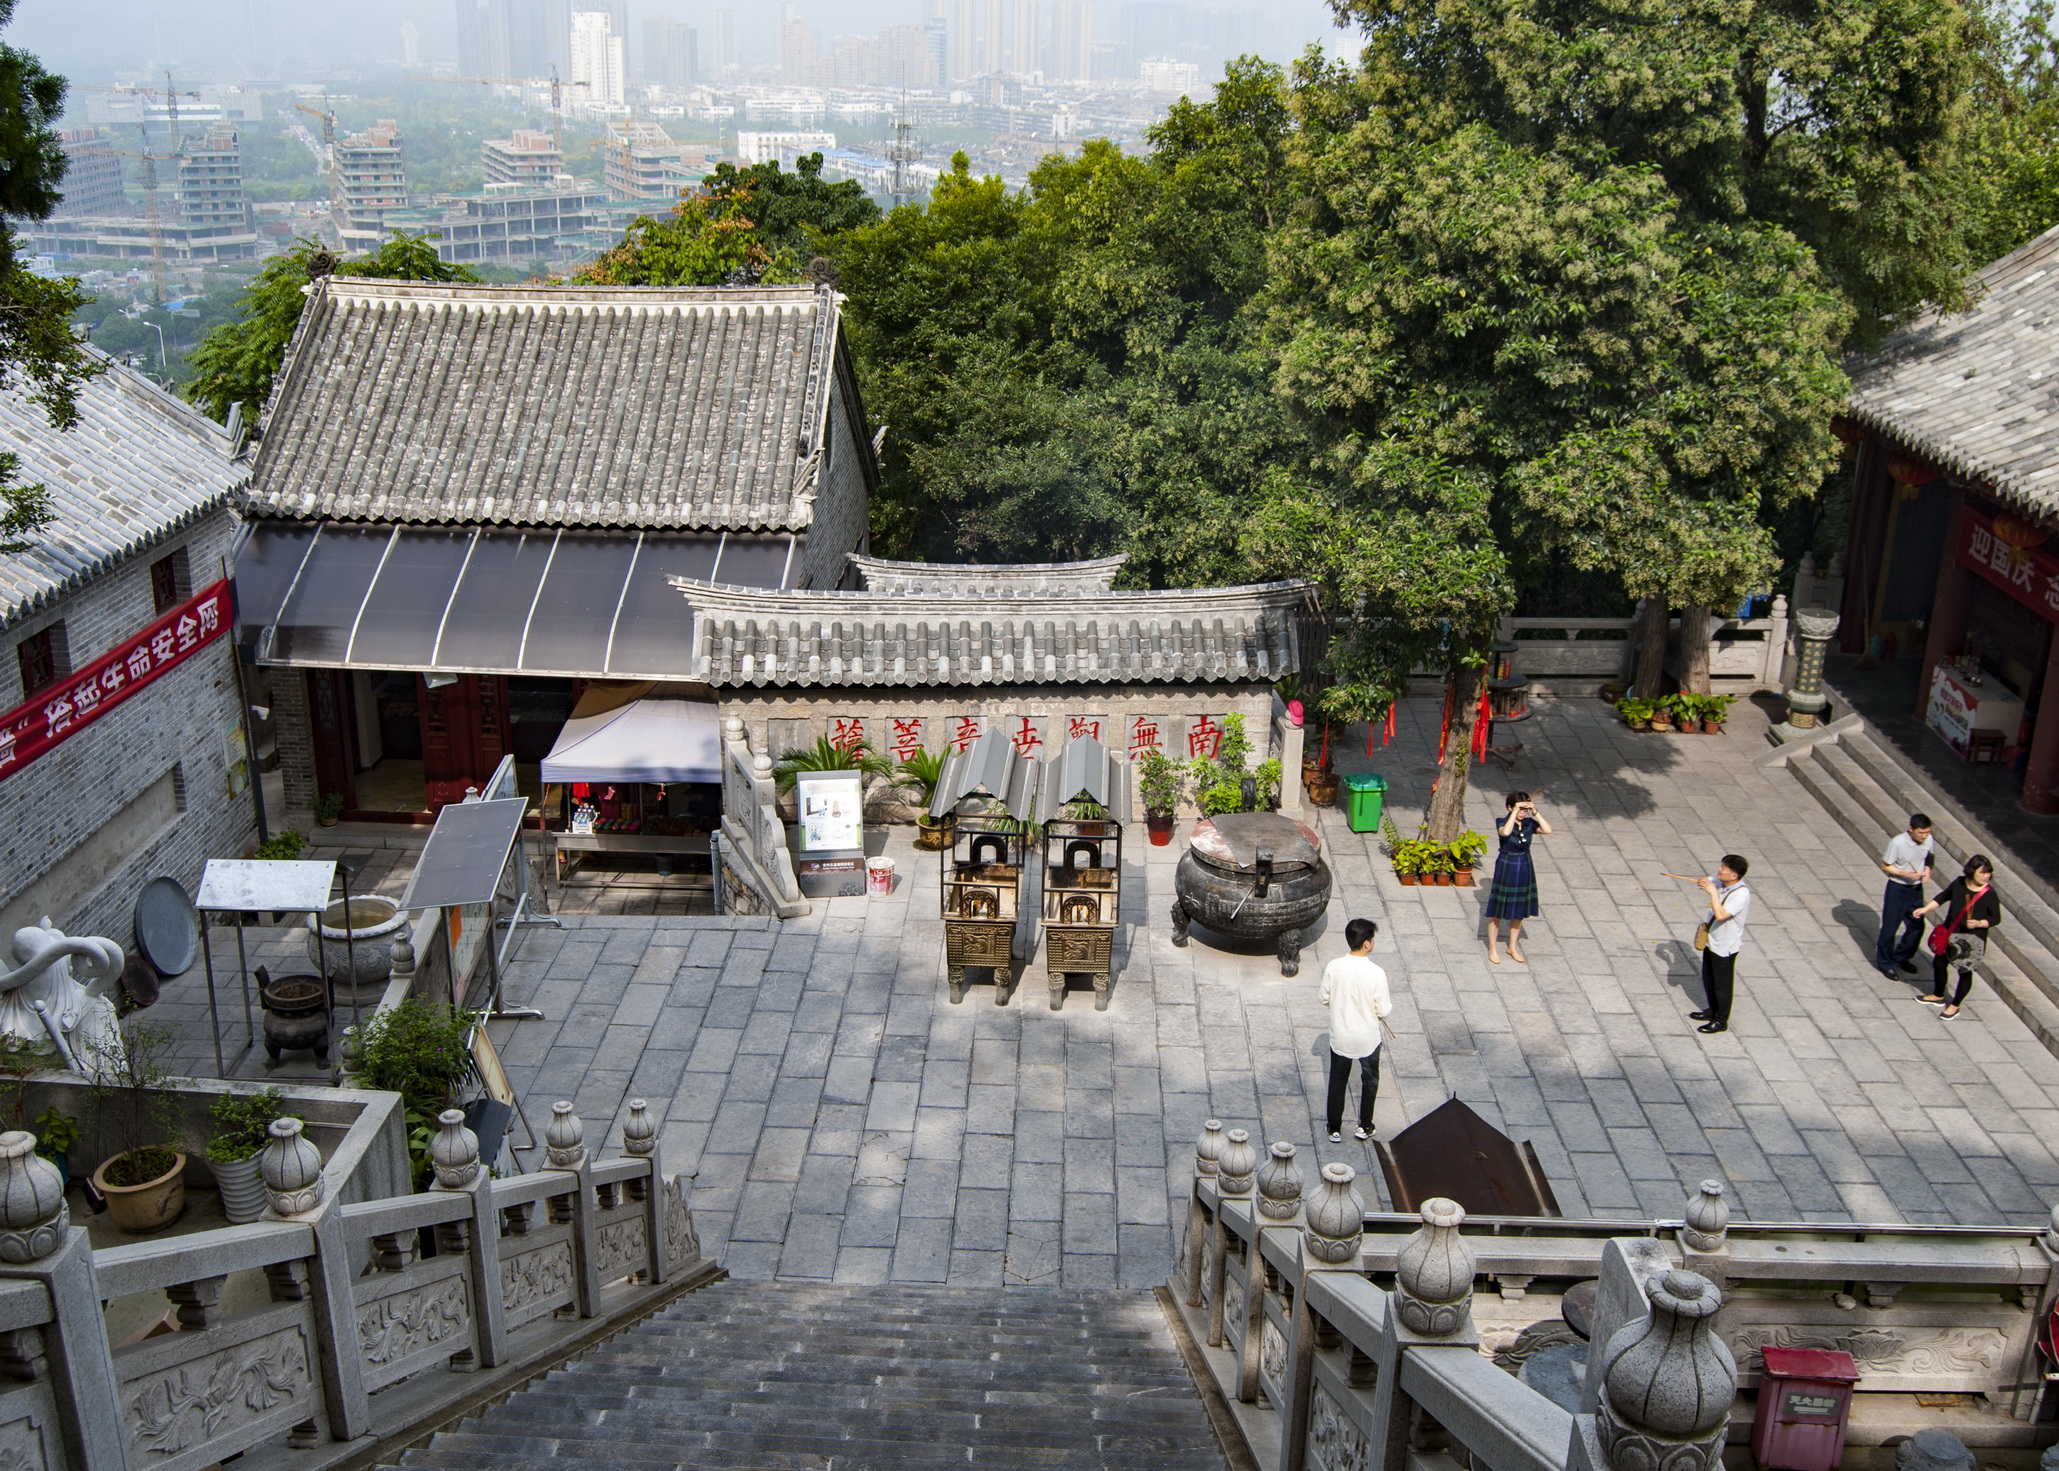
[1632,597,1669,697]
[1678,604,1713,695]
[1425,663,1485,843]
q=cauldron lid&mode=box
[1189,813,1323,871]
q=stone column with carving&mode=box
[430,1108,508,1368]
[546,1103,602,1317]
[1184,1119,1225,1308]
[620,1098,670,1284]
[1278,1162,1372,1471]
[1353,1199,1480,1471]
[1208,1128,1258,1348]
[0,1131,126,1471]
[1678,1180,1731,1292]
[1780,606,1841,734]
[1238,1141,1303,1404]
[1571,1269,1736,1471]
[258,1117,371,1442]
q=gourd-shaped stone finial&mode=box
[1681,1180,1729,1253]
[390,937,415,981]
[0,1131,66,1262]
[545,1101,586,1168]
[259,1117,327,1217]
[430,1108,480,1189]
[335,1024,363,1084]
[1196,1120,1224,1178]
[623,1099,656,1157]
[1396,1197,1476,1336]
[1257,1142,1303,1220]
[1596,1269,1736,1471]
[1304,1162,1365,1264]
[1216,1128,1258,1196]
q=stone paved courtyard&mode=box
[153,688,2059,1287]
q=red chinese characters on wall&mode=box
[949,716,982,753]
[1958,506,2059,623]
[830,716,867,753]
[1009,715,1043,759]
[1188,715,1224,759]
[1126,716,1162,760]
[889,717,925,762]
[1067,716,1103,743]
[0,580,231,782]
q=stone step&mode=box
[398,1283,1228,1471]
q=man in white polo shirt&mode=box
[1874,812,1934,978]
[1319,917,1392,1142]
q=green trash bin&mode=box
[1344,772,1388,834]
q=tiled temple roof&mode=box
[245,279,852,532]
[672,578,1311,687]
[1847,224,2059,518]
[847,553,1127,596]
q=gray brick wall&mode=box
[0,504,257,949]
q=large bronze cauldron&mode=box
[1171,812,1333,976]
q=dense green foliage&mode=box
[358,998,480,1188]
[185,233,477,426]
[206,1086,299,1164]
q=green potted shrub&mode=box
[83,1021,187,1233]
[894,747,954,850]
[1614,697,1654,731]
[1664,693,1701,732]
[1448,830,1489,885]
[1253,758,1284,811]
[773,736,894,789]
[1137,750,1179,845]
[207,1085,298,1224]
[1647,697,1675,733]
[313,793,345,828]
[1699,693,1735,734]
[29,1106,77,1186]
[255,829,306,861]
[1390,840,1427,885]
[359,998,482,1190]
[1062,796,1113,837]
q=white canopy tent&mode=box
[539,698,723,785]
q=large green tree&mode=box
[185,233,477,427]
[0,0,104,552]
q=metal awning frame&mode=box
[929,729,1037,819]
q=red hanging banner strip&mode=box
[1383,702,1396,747]
[0,579,233,782]
[1471,679,1492,761]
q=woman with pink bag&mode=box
[1912,854,2001,1020]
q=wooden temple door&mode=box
[419,674,512,809]
[305,669,359,812]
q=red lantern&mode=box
[1886,453,1939,486]
[1992,510,2050,550]
[1830,417,1864,447]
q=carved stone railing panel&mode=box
[0,1378,61,1471]
[116,1301,322,1471]
[499,1233,578,1331]
[354,1256,476,1394]
[660,1176,699,1277]
[592,1209,649,1287]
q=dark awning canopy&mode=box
[237,521,801,680]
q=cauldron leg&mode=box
[263,1039,281,1070]
[1277,927,1303,977]
[1093,972,1111,1012]
[948,965,966,1004]
[994,964,1011,1006]
[1170,899,1190,947]
[1049,970,1065,1011]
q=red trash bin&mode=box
[1752,1346,1860,1471]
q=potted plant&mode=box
[894,747,954,850]
[1615,697,1654,732]
[1647,697,1674,733]
[1138,750,1179,845]
[1448,830,1488,886]
[1063,797,1113,837]
[256,829,306,861]
[1304,759,1340,807]
[1390,840,1427,885]
[83,1021,187,1233]
[1426,844,1454,884]
[358,997,481,1189]
[31,1106,78,1186]
[1665,694,1699,732]
[1700,693,1735,734]
[1253,758,1284,811]
[313,793,344,828]
[207,1085,297,1224]
[772,736,895,790]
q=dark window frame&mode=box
[15,623,68,699]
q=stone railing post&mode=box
[1581,1237,1680,1413]
[1350,1198,1479,1471]
[1207,1128,1257,1348]
[621,1098,673,1284]
[0,1132,125,1471]
[546,1102,602,1317]
[1764,595,1790,686]
[1569,1268,1735,1471]
[1238,1141,1303,1402]
[430,1108,509,1368]
[1184,1119,1224,1308]
[335,1024,363,1087]
[1679,1180,1731,1292]
[1279,1161,1372,1471]
[259,1116,371,1443]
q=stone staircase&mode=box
[397,1282,1230,1470]
[1773,718,2059,1054]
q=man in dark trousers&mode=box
[1874,813,1934,978]
[1691,856,1751,1034]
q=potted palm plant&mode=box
[1137,750,1179,845]
[84,1022,187,1233]
[773,735,895,788]
[894,747,954,850]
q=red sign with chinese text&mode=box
[0,579,232,782]
[1955,507,2059,623]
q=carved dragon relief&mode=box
[500,1241,575,1316]
[1731,1325,2009,1380]
[1260,1318,1288,1403]
[594,1216,648,1281]
[358,1276,470,1368]
[125,1326,312,1459]
[1308,1381,1373,1471]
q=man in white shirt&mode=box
[1691,856,1751,1034]
[1319,917,1392,1142]
[1874,813,1934,978]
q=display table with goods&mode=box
[540,692,724,886]
[1926,661,2026,763]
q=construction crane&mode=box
[293,95,345,244]
[70,78,200,302]
[408,67,587,155]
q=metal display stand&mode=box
[192,859,339,1078]
[931,730,1038,1006]
[1034,736,1131,1012]
[399,794,548,1022]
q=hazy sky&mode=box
[17,0,1349,86]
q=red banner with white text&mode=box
[0,579,232,782]
[1954,507,2059,623]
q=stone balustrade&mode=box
[1178,1124,2059,1471]
[0,1098,710,1471]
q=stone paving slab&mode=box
[462,689,2059,1289]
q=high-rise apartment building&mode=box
[705,10,738,74]
[779,16,818,83]
[877,24,937,86]
[571,11,626,106]
[602,120,699,200]
[177,128,249,229]
[1008,0,1038,75]
[454,0,573,82]
[482,129,566,188]
[336,120,409,244]
[53,129,128,217]
[1047,0,1090,80]
[643,18,699,87]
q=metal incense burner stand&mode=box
[931,730,1036,1006]
[1035,736,1129,1011]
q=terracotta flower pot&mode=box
[1453,868,1475,887]
[1146,811,1175,847]
[1431,871,1452,886]
[1703,719,1723,735]
[1397,871,1418,885]
[1305,774,1340,807]
[93,1148,187,1233]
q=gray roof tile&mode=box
[245,279,848,532]
[848,553,1127,596]
[0,355,246,628]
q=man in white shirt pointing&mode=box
[1320,917,1393,1143]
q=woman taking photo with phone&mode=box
[1487,791,1551,964]
[1913,854,2001,1020]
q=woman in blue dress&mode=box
[1487,791,1551,964]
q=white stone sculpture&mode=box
[0,922,123,1064]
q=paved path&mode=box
[474,690,2059,1290]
